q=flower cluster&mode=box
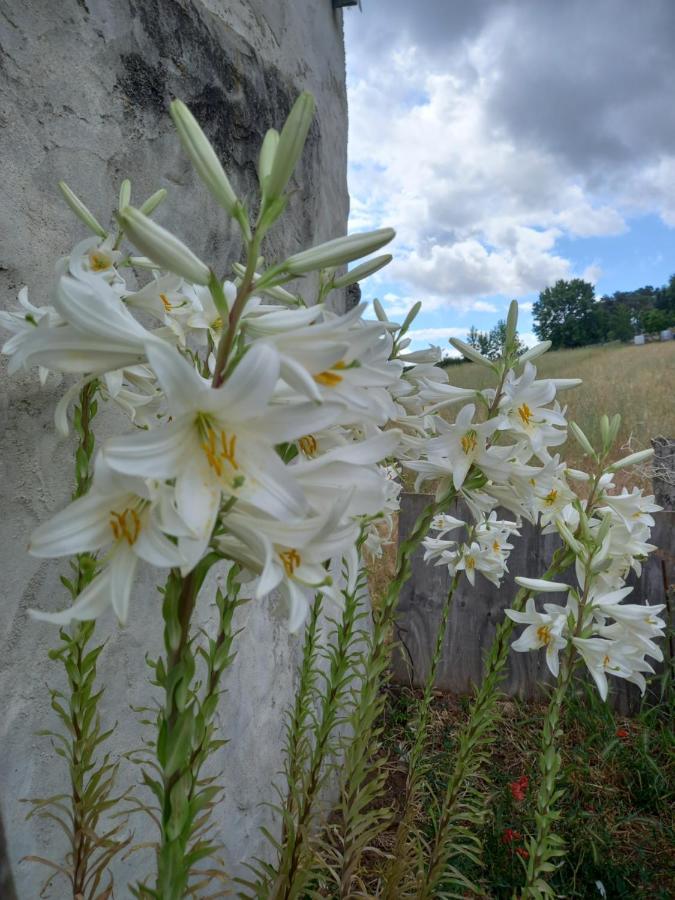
[0,96,445,634]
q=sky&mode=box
[343,0,675,351]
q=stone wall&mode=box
[0,1,349,894]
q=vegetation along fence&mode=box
[392,437,674,715]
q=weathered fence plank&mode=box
[392,490,674,715]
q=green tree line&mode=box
[532,276,675,349]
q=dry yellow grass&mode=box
[366,341,674,603]
[442,339,675,476]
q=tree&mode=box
[466,315,525,360]
[533,279,600,349]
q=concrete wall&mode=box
[0,1,350,894]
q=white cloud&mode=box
[472,300,498,313]
[345,6,675,316]
[405,326,469,348]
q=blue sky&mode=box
[342,1,675,352]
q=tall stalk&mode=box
[417,550,572,899]
[26,381,130,898]
[327,487,457,894]
[381,573,460,897]
[270,570,366,899]
[521,652,577,897]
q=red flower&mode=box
[509,775,529,802]
[616,727,630,739]
[515,847,530,860]
[501,828,522,844]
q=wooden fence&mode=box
[392,438,675,715]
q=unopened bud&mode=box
[449,337,495,368]
[608,448,654,472]
[117,206,210,285]
[58,181,107,238]
[515,576,569,593]
[118,180,131,212]
[285,227,395,275]
[139,188,168,216]
[519,341,551,363]
[258,128,280,192]
[331,254,392,289]
[266,92,315,200]
[569,422,596,458]
[170,99,238,216]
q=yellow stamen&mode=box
[110,508,141,545]
[279,548,301,577]
[543,489,558,507]
[160,292,173,311]
[88,249,112,272]
[518,402,533,426]
[465,555,475,570]
[493,540,501,553]
[212,316,223,330]
[314,360,346,387]
[298,435,318,457]
[537,624,551,646]
[461,430,478,455]
[200,425,239,479]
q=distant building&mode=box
[660,329,673,341]
[634,334,645,345]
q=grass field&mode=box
[442,339,675,479]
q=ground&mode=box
[369,682,674,898]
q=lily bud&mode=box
[519,341,551,363]
[285,227,395,275]
[557,521,584,556]
[58,181,107,238]
[505,299,518,349]
[266,92,315,200]
[118,179,131,210]
[139,188,168,216]
[170,99,238,216]
[515,577,569,593]
[258,128,279,192]
[117,206,211,285]
[607,448,654,472]
[372,298,388,322]
[400,300,422,335]
[449,337,495,368]
[331,254,393,289]
[569,422,596,458]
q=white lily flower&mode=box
[103,340,342,564]
[28,458,185,625]
[216,497,359,631]
[289,429,401,517]
[406,404,503,490]
[571,637,638,701]
[506,596,572,676]
[499,362,568,453]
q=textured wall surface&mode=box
[0,0,349,894]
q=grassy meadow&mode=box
[442,339,675,480]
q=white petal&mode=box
[30,567,113,624]
[103,421,194,479]
[207,343,280,418]
[175,455,221,539]
[134,519,185,568]
[110,545,138,624]
[29,493,112,557]
[145,339,207,416]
